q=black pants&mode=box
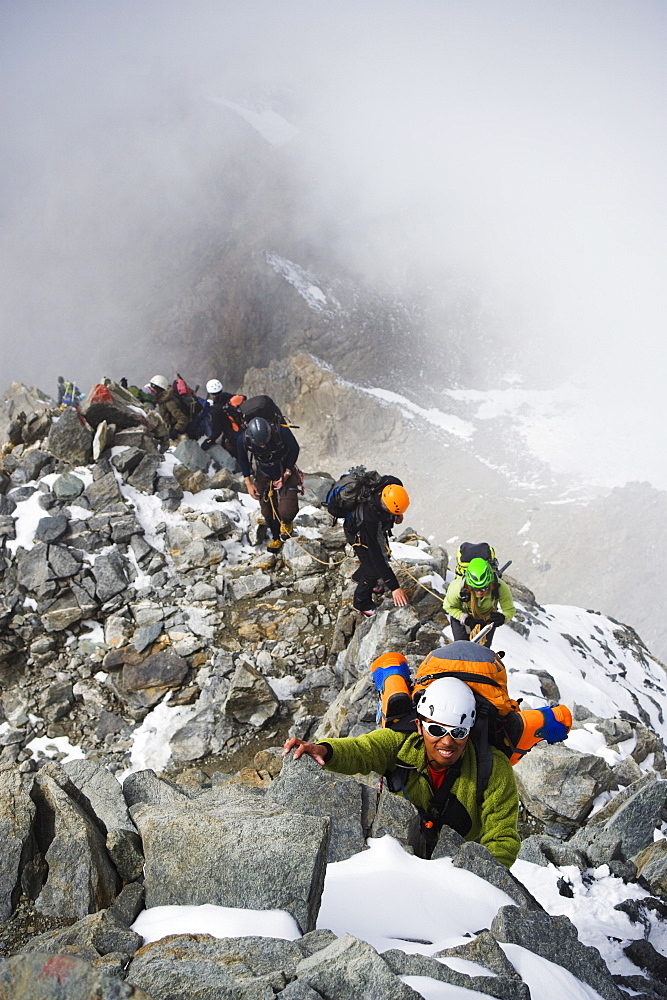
[352,544,390,612]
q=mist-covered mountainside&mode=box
[239,352,667,665]
[0,380,666,998]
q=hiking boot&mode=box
[354,608,376,619]
[372,583,385,597]
[279,521,293,540]
[267,538,284,552]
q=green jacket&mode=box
[321,729,520,868]
[443,576,516,623]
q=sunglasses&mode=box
[421,720,470,741]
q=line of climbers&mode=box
[56,371,574,865]
[132,376,305,554]
[283,467,572,867]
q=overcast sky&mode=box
[1,1,665,484]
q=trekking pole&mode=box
[498,560,512,577]
[471,623,494,644]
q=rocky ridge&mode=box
[0,379,666,999]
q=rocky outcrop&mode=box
[0,377,666,998]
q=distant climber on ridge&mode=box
[57,376,84,408]
[443,555,516,645]
[237,413,301,553]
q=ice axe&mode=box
[471,622,494,644]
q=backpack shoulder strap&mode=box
[470,709,493,805]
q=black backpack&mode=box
[326,467,384,522]
[239,395,285,428]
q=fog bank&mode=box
[1,0,665,485]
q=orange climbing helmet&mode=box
[381,483,410,515]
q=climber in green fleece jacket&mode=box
[282,676,520,868]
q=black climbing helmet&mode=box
[246,417,273,447]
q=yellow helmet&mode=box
[381,483,410,515]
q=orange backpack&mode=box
[372,642,572,801]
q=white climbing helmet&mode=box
[416,677,476,728]
[206,378,223,395]
[149,374,170,391]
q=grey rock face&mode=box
[301,474,335,506]
[267,752,366,862]
[114,426,159,452]
[84,471,124,511]
[514,744,614,831]
[490,905,624,1000]
[34,514,69,543]
[296,934,422,1000]
[21,910,142,962]
[517,835,588,869]
[128,935,303,999]
[16,545,51,593]
[0,514,16,539]
[47,543,83,578]
[335,606,421,687]
[46,405,94,464]
[121,649,189,693]
[165,520,227,571]
[107,882,145,927]
[63,759,143,880]
[370,786,421,854]
[633,840,667,897]
[39,679,74,721]
[0,494,17,515]
[112,447,145,476]
[382,949,530,999]
[93,551,129,603]
[601,780,667,858]
[207,442,238,471]
[430,824,466,860]
[224,660,279,727]
[451,842,544,910]
[0,768,36,920]
[436,929,522,978]
[52,471,85,499]
[40,591,85,632]
[0,952,152,999]
[172,438,210,472]
[122,769,194,809]
[131,791,330,933]
[276,981,323,999]
[31,770,119,919]
[20,449,52,481]
[225,568,273,600]
[127,454,161,493]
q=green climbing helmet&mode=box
[465,557,495,590]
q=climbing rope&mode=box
[394,562,445,601]
[282,533,348,568]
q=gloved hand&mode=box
[463,615,484,628]
[489,611,506,626]
[201,439,213,451]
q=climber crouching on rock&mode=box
[444,557,516,645]
[282,676,520,867]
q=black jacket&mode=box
[238,424,300,480]
[344,475,403,590]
